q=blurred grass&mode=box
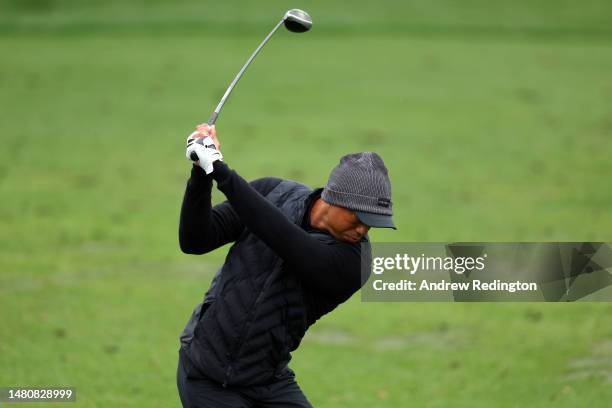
[1,0,612,35]
[1,1,612,407]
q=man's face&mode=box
[326,205,371,243]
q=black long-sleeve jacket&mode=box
[178,161,370,386]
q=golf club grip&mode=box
[208,112,218,126]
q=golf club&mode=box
[190,9,312,161]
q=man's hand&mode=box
[186,124,223,174]
[194,124,221,150]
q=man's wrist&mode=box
[191,163,210,180]
[211,161,231,184]
[191,163,213,185]
[186,163,214,194]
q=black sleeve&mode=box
[179,165,283,255]
[211,161,363,298]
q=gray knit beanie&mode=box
[321,152,395,229]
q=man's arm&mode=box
[179,166,243,254]
[179,165,284,255]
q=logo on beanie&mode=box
[377,198,391,208]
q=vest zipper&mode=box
[222,365,232,388]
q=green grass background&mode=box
[1,1,612,406]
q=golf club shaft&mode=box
[207,18,285,126]
[190,18,285,162]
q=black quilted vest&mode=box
[181,180,334,387]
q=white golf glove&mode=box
[186,131,223,174]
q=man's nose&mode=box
[356,223,370,235]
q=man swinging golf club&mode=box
[177,124,395,407]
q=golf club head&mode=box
[283,9,312,33]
